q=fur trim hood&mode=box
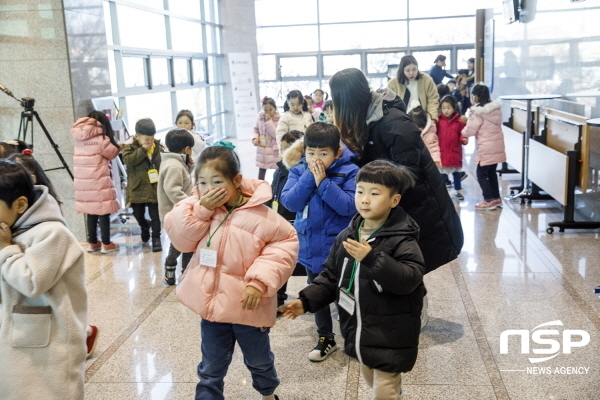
[282,137,305,169]
[421,115,433,135]
[473,100,502,115]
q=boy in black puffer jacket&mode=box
[283,161,424,400]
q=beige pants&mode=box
[360,364,403,400]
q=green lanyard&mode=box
[206,194,242,248]
[345,220,383,294]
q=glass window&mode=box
[260,81,319,108]
[408,17,475,47]
[368,77,389,91]
[579,42,600,63]
[367,52,405,74]
[280,56,317,77]
[117,5,167,49]
[255,0,317,26]
[171,18,203,52]
[411,50,451,73]
[126,92,173,130]
[256,26,319,53]
[212,0,220,25]
[108,51,118,93]
[206,25,214,53]
[123,57,147,88]
[169,0,201,19]
[258,55,276,80]
[124,0,164,9]
[409,0,492,18]
[174,58,190,84]
[457,49,476,71]
[320,21,407,51]
[192,59,207,82]
[150,57,170,86]
[103,2,113,45]
[323,54,361,76]
[319,0,407,23]
[176,88,207,118]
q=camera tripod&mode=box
[1,84,73,179]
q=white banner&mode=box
[227,53,259,138]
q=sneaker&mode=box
[152,238,163,252]
[455,192,464,201]
[308,336,337,362]
[444,180,452,188]
[141,227,150,243]
[475,201,498,211]
[86,325,99,358]
[164,266,176,285]
[100,242,119,254]
[87,242,101,252]
[460,171,468,181]
[489,198,503,208]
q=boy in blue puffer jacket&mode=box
[281,121,358,362]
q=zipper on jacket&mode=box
[207,212,232,319]
[338,257,349,288]
[354,262,364,365]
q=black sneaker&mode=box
[164,266,176,285]
[308,336,337,362]
[460,171,468,181]
[152,238,162,252]
[455,192,464,201]
[141,227,150,243]
[444,179,452,188]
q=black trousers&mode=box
[131,202,161,239]
[165,243,193,270]
[258,168,267,180]
[476,163,500,201]
[87,214,111,245]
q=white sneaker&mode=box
[308,337,337,362]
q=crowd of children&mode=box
[0,78,506,399]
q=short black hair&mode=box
[135,118,156,136]
[356,160,415,196]
[0,160,35,208]
[448,79,456,85]
[165,129,195,153]
[468,57,475,64]
[303,122,341,153]
[435,54,447,63]
[281,130,303,144]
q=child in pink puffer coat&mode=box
[71,111,121,253]
[408,104,441,168]
[253,97,281,180]
[462,84,506,211]
[164,145,298,400]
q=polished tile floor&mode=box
[83,139,600,400]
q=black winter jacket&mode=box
[362,89,464,273]
[265,161,295,222]
[299,208,425,373]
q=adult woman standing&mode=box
[387,55,439,120]
[330,68,464,326]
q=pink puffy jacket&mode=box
[71,117,120,215]
[165,178,299,328]
[420,116,441,166]
[462,101,506,167]
[253,112,280,170]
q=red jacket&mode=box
[436,113,467,168]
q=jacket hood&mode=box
[421,115,433,135]
[281,137,357,170]
[348,206,419,240]
[366,88,401,126]
[191,177,272,207]
[439,112,461,123]
[473,100,502,115]
[71,117,103,141]
[407,99,421,114]
[12,185,65,232]
[161,152,192,171]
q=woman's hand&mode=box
[199,188,228,210]
[0,222,12,250]
[241,286,262,310]
[282,299,305,319]
[342,237,372,262]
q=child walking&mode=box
[158,129,195,285]
[437,95,468,201]
[0,160,87,399]
[164,146,298,400]
[462,83,506,211]
[283,161,425,400]
[175,109,206,161]
[280,122,359,362]
[275,90,314,146]
[71,111,121,253]
[252,97,280,180]
[122,118,163,252]
[408,105,442,168]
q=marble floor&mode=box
[83,139,600,400]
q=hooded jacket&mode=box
[165,178,299,328]
[417,114,441,166]
[299,207,425,373]
[122,136,162,204]
[253,111,281,170]
[462,101,506,166]
[387,73,440,122]
[280,139,359,273]
[265,160,296,222]
[0,186,87,400]
[71,117,120,215]
[436,112,467,168]
[157,152,193,221]
[362,88,463,273]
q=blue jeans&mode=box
[442,171,462,190]
[196,320,279,399]
[306,268,334,340]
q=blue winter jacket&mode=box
[280,144,359,273]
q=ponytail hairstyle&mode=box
[408,105,430,130]
[313,89,329,100]
[88,110,119,148]
[195,146,241,184]
[176,109,196,130]
[262,96,277,109]
[329,68,371,157]
[283,90,308,113]
[7,153,62,207]
[471,83,491,106]
[0,139,31,158]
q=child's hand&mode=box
[310,159,327,187]
[252,138,258,147]
[142,142,153,151]
[199,188,228,210]
[241,286,262,310]
[342,237,372,262]
[435,161,442,168]
[0,222,12,250]
[282,299,305,319]
[265,113,272,122]
[461,137,469,145]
